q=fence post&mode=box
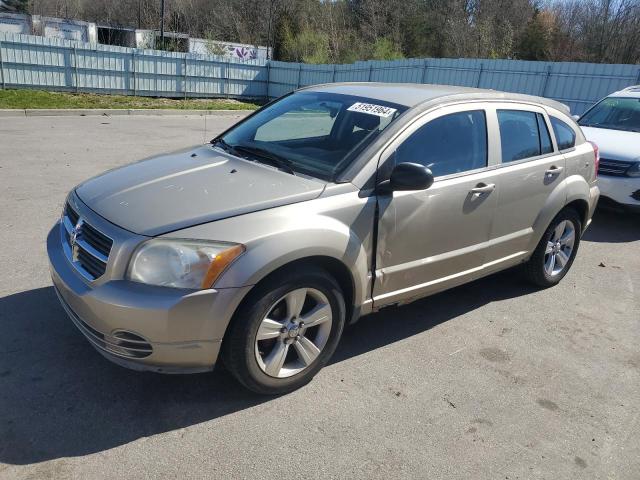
[131,51,136,96]
[73,46,79,93]
[541,65,552,97]
[224,60,229,98]
[0,40,5,90]
[636,67,640,85]
[476,62,483,87]
[296,63,302,88]
[183,56,188,99]
[368,63,373,81]
[266,61,271,100]
[421,59,428,84]
[331,64,336,83]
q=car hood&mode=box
[580,126,640,161]
[76,145,325,236]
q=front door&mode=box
[373,104,500,307]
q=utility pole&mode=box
[266,0,274,60]
[160,0,165,50]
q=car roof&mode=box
[609,85,640,98]
[301,82,570,114]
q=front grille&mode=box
[598,158,634,177]
[61,202,113,280]
[55,287,153,359]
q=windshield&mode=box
[579,97,640,133]
[216,91,407,181]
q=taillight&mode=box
[588,141,599,176]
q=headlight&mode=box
[627,162,640,177]
[127,239,245,289]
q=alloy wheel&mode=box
[255,288,333,378]
[544,220,576,277]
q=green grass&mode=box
[0,89,259,111]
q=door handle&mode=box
[545,166,564,176]
[470,183,495,195]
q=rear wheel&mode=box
[222,266,345,395]
[524,208,581,288]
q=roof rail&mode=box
[621,85,640,92]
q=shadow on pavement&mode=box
[0,269,537,465]
[582,207,640,243]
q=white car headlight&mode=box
[127,239,245,289]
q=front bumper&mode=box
[47,223,251,374]
[597,175,640,209]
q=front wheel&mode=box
[222,267,346,395]
[523,208,582,288]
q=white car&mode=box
[578,86,640,212]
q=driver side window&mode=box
[395,110,488,177]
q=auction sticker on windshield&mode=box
[348,102,397,118]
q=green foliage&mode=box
[204,35,228,57]
[370,38,404,61]
[281,25,330,64]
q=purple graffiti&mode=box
[233,47,257,60]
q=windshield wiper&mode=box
[211,137,238,155]
[232,144,297,175]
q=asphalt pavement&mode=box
[0,114,638,479]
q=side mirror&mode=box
[378,162,434,193]
[572,114,580,121]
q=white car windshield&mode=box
[579,97,640,133]
[216,92,407,181]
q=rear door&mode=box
[484,104,566,264]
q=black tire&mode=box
[523,208,582,288]
[222,266,346,395]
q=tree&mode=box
[0,0,29,12]
[15,0,640,64]
[516,10,556,60]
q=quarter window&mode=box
[498,110,552,162]
[550,117,576,150]
[396,110,487,177]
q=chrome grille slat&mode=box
[61,201,113,280]
[75,237,109,263]
[599,158,633,177]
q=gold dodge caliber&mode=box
[48,83,600,394]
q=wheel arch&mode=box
[237,255,357,325]
[529,175,591,250]
[564,198,589,232]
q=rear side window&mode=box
[396,110,487,177]
[498,110,552,162]
[550,117,576,150]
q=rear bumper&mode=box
[48,224,251,373]
[597,175,640,209]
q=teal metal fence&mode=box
[2,32,639,114]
